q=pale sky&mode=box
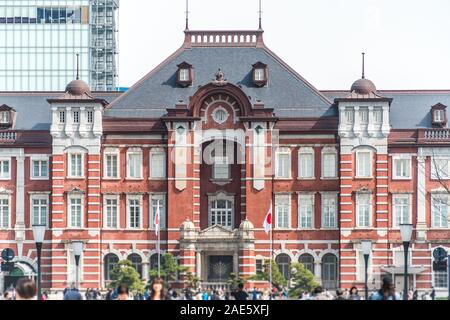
[118,0,450,90]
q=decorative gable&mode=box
[0,104,15,129]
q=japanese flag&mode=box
[154,205,160,236]
[263,202,272,235]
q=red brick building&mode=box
[0,28,450,296]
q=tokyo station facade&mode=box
[1,26,450,295]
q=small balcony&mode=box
[0,131,17,143]
[419,129,450,143]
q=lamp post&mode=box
[71,241,84,289]
[32,224,46,300]
[361,240,372,300]
[399,224,413,301]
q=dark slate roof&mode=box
[0,92,122,131]
[322,90,450,129]
[106,45,335,119]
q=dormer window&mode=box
[432,103,448,127]
[252,62,268,87]
[0,104,14,128]
[176,62,193,87]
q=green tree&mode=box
[149,253,187,284]
[227,272,247,290]
[248,260,288,288]
[288,262,319,297]
[109,259,145,294]
[184,272,201,290]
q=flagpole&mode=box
[157,205,161,278]
[269,200,273,300]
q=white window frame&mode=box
[431,157,450,180]
[103,195,119,229]
[127,195,143,229]
[30,194,49,227]
[298,193,314,230]
[179,68,190,81]
[126,148,143,180]
[298,147,315,180]
[150,194,166,230]
[431,193,449,229]
[0,111,9,124]
[30,155,49,180]
[392,155,412,180]
[434,109,445,123]
[321,192,338,229]
[355,150,372,178]
[103,148,120,179]
[254,68,265,81]
[68,194,84,229]
[0,158,11,180]
[275,148,291,179]
[321,147,338,179]
[345,107,354,124]
[275,194,291,229]
[356,193,372,228]
[150,149,166,179]
[208,192,235,229]
[0,194,10,229]
[68,152,84,178]
[392,194,412,228]
[59,110,66,124]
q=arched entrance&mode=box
[2,261,36,292]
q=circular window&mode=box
[212,107,229,124]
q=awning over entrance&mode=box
[381,266,426,275]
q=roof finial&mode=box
[362,52,365,79]
[185,0,190,30]
[258,0,263,30]
[76,53,80,80]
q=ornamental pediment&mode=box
[198,225,237,240]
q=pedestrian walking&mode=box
[334,289,346,300]
[348,286,361,300]
[370,276,399,300]
[234,283,249,300]
[148,277,166,300]
[15,278,37,300]
[431,287,436,300]
[63,283,83,300]
[116,284,131,300]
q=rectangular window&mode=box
[0,159,10,179]
[87,110,94,123]
[105,154,118,178]
[356,151,371,178]
[356,193,371,228]
[69,154,83,177]
[345,108,354,124]
[128,198,141,229]
[432,194,448,228]
[393,157,411,179]
[73,111,80,123]
[374,108,383,124]
[104,197,118,229]
[298,151,314,179]
[322,153,337,178]
[298,194,314,229]
[254,68,265,81]
[150,195,166,230]
[213,156,229,180]
[150,151,166,179]
[359,108,369,124]
[179,69,190,81]
[276,149,291,179]
[432,158,450,180]
[0,112,9,123]
[435,110,445,123]
[69,197,83,228]
[32,160,48,179]
[322,193,337,228]
[275,195,290,229]
[393,194,411,227]
[59,110,66,123]
[0,196,9,229]
[434,271,448,289]
[31,196,48,226]
[127,151,142,179]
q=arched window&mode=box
[150,254,164,271]
[127,254,143,278]
[299,254,315,275]
[104,253,119,281]
[276,254,291,280]
[322,254,338,290]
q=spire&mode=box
[258,0,263,30]
[361,52,365,79]
[185,0,189,30]
[76,53,80,80]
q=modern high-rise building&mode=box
[0,0,119,91]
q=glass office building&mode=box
[0,0,119,91]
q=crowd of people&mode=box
[0,275,439,301]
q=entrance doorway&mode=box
[207,255,233,282]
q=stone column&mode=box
[142,262,149,282]
[353,106,361,137]
[233,251,239,275]
[314,261,322,283]
[196,250,202,279]
[416,156,427,240]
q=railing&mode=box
[202,282,231,292]
[424,129,450,140]
[0,131,17,143]
[184,30,264,47]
